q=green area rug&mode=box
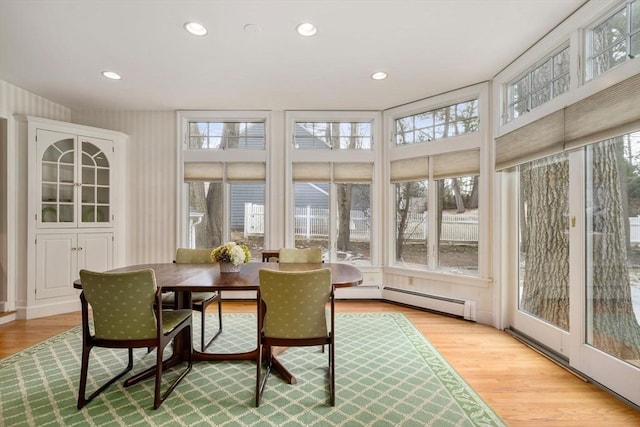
[0,313,505,426]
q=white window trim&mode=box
[383,82,490,280]
[284,110,382,265]
[176,110,271,248]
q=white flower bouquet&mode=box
[211,241,251,266]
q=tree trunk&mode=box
[520,153,570,331]
[337,183,352,251]
[590,140,640,358]
[451,178,466,213]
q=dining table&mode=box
[73,261,363,385]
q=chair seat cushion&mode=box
[162,291,218,305]
[161,309,192,334]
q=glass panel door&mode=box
[577,135,640,405]
[512,153,571,356]
[80,141,110,224]
[37,129,76,226]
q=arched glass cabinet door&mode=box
[80,140,111,225]
[41,137,76,224]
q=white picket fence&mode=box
[630,216,640,244]
[244,205,640,244]
[244,203,478,242]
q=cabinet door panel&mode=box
[79,137,113,227]
[36,129,78,227]
[35,234,76,300]
[77,233,113,272]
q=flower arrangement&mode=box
[211,241,251,266]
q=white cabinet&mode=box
[17,116,126,319]
[35,233,113,300]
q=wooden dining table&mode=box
[74,261,363,384]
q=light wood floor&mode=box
[1,300,639,426]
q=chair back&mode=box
[259,268,332,339]
[278,247,323,263]
[79,269,158,340]
[175,248,215,264]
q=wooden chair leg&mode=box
[78,347,134,409]
[153,325,193,409]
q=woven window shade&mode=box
[292,162,331,181]
[390,157,428,182]
[432,149,480,179]
[184,162,223,181]
[495,109,565,170]
[564,72,640,150]
[226,162,266,181]
[333,163,373,183]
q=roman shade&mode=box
[564,73,640,150]
[495,110,565,170]
[184,162,265,181]
[292,162,332,181]
[432,149,480,179]
[183,162,224,181]
[293,162,373,182]
[390,157,428,183]
[333,162,373,183]
[226,162,266,181]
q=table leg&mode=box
[129,290,297,385]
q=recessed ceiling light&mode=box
[371,71,388,80]
[243,23,262,33]
[296,22,317,37]
[101,71,122,80]
[184,22,207,36]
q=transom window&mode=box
[507,46,570,122]
[588,0,639,80]
[188,121,265,149]
[394,99,479,145]
[294,122,372,150]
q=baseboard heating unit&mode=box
[382,287,476,321]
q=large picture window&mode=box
[180,112,268,260]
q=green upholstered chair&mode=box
[162,248,223,351]
[277,247,323,263]
[256,268,335,407]
[77,269,193,410]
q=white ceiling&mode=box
[0,0,587,112]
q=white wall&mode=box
[0,80,70,316]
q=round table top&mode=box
[74,262,363,292]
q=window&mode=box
[394,180,428,265]
[391,151,480,275]
[437,176,479,274]
[188,121,265,149]
[294,121,372,150]
[179,112,268,260]
[292,163,373,264]
[507,46,570,122]
[588,0,639,80]
[394,99,478,146]
[287,111,378,265]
